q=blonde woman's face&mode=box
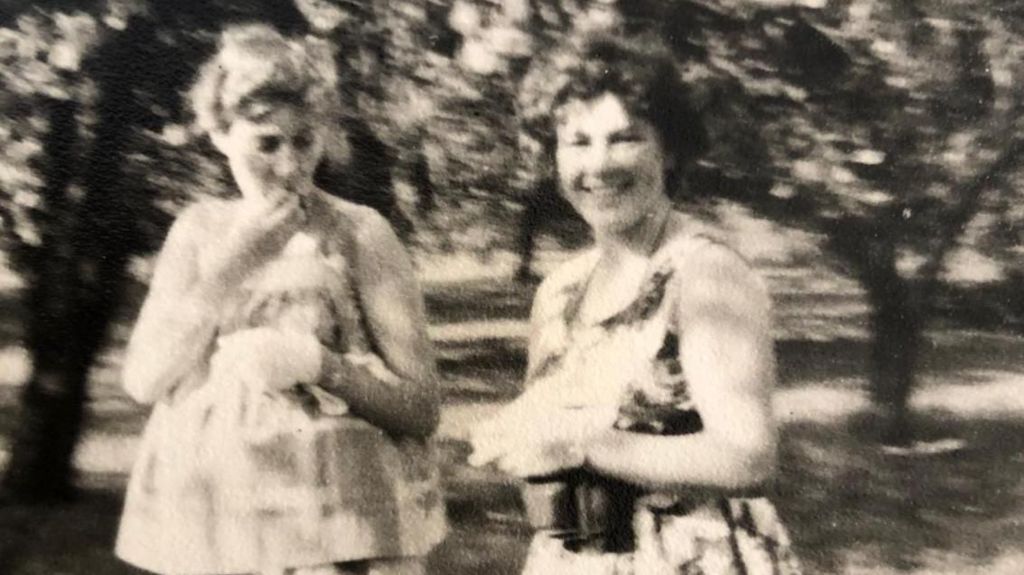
[555,92,670,233]
[214,103,326,201]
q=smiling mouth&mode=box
[578,181,633,198]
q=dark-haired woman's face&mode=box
[555,92,669,233]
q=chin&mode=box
[583,207,645,234]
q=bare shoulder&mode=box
[317,194,398,252]
[666,214,772,319]
[664,214,755,280]
[165,198,236,247]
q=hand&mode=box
[469,403,618,477]
[202,193,307,299]
[467,396,546,466]
[494,442,585,479]
[211,327,323,392]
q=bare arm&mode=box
[122,205,219,404]
[123,193,306,404]
[584,243,778,492]
[319,211,441,438]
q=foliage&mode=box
[0,7,102,259]
[2,1,1023,459]
[433,0,1024,442]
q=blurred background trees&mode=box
[0,0,310,500]
[1,0,1023,500]
[498,0,1024,444]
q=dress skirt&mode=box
[522,496,801,575]
[116,376,446,575]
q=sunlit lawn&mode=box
[2,407,1024,574]
[1,257,1023,574]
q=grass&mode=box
[2,413,1024,574]
[781,416,1024,574]
[1,263,1023,573]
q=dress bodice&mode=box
[215,229,368,356]
[116,196,447,574]
[527,232,716,435]
[517,227,801,574]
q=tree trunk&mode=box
[3,18,144,501]
[863,259,922,447]
[827,224,922,445]
[2,97,86,501]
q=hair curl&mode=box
[190,24,339,135]
[518,32,708,193]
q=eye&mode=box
[609,131,644,145]
[257,135,282,154]
[293,131,314,150]
[566,134,590,147]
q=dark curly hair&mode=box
[518,32,708,194]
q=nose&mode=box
[275,145,300,181]
[580,141,610,179]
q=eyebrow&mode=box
[609,123,641,136]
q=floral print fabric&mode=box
[521,231,801,574]
[116,203,446,575]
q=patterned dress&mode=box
[116,197,446,575]
[519,226,801,575]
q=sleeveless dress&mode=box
[519,230,802,575]
[116,199,446,575]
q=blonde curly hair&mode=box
[190,24,339,135]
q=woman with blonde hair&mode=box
[115,24,445,575]
[471,33,801,574]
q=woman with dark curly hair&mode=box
[115,24,445,575]
[471,34,801,574]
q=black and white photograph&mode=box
[0,1,1022,573]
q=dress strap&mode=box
[307,196,372,355]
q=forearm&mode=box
[318,350,440,438]
[584,428,777,493]
[122,286,220,404]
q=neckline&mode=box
[563,213,678,331]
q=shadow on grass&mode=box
[436,333,1024,401]
[0,486,145,575]
[438,337,528,402]
[0,387,147,442]
[775,332,1024,390]
[780,414,1024,573]
[439,414,1024,574]
[425,280,536,325]
[2,414,1024,574]
[0,290,25,350]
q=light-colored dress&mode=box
[520,227,801,575]
[116,196,446,575]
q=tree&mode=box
[1,2,123,501]
[0,0,312,501]
[460,0,1024,444]
[655,0,1024,444]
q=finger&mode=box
[208,353,227,381]
[470,418,503,440]
[501,445,578,478]
[260,186,292,208]
[274,193,301,212]
[467,437,511,467]
[238,362,266,391]
[216,351,248,378]
[467,450,495,468]
[497,451,544,477]
[221,327,278,350]
[471,421,520,453]
[216,335,252,358]
[265,198,305,232]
